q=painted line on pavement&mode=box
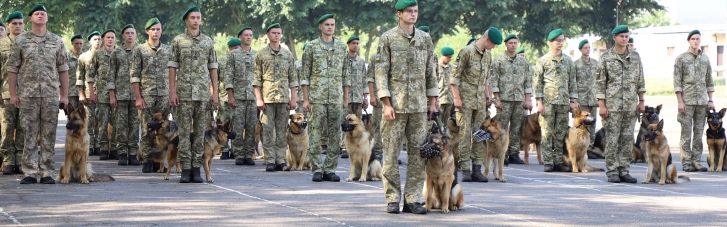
[465,205,548,227]
[0,207,23,226]
[589,160,726,178]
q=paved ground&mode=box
[1,96,727,227]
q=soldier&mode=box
[109,24,139,166]
[674,30,714,172]
[438,46,454,131]
[223,30,258,166]
[131,18,171,173]
[573,39,599,155]
[0,22,5,39]
[516,47,525,58]
[596,25,644,183]
[77,31,102,156]
[451,27,502,182]
[376,0,438,214]
[7,4,70,184]
[339,35,367,159]
[87,29,117,160]
[628,37,635,50]
[533,29,579,172]
[253,23,298,172]
[367,53,383,162]
[67,34,83,111]
[489,34,532,165]
[1,11,25,175]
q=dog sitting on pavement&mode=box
[423,130,464,213]
[706,108,727,172]
[58,103,115,184]
[286,113,310,171]
[482,115,508,182]
[146,110,181,180]
[563,107,604,173]
[632,104,662,163]
[642,119,690,184]
[520,112,543,165]
[341,113,382,181]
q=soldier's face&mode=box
[8,19,24,36]
[185,12,202,30]
[146,24,162,41]
[0,27,5,38]
[506,39,518,53]
[441,55,451,65]
[89,35,102,49]
[580,43,591,57]
[72,39,84,52]
[319,19,335,36]
[348,40,359,53]
[613,33,629,48]
[397,6,418,25]
[689,34,701,50]
[549,35,564,51]
[239,30,253,46]
[628,43,634,50]
[267,28,282,43]
[103,33,116,48]
[123,28,137,43]
[30,11,47,25]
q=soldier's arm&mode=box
[56,42,70,104]
[252,52,264,107]
[168,38,180,101]
[524,62,533,104]
[595,57,608,107]
[488,57,500,98]
[342,45,351,105]
[108,51,118,104]
[706,57,714,98]
[300,45,312,102]
[0,51,5,97]
[6,37,21,105]
[207,44,219,101]
[532,58,544,101]
[374,36,392,104]
[424,37,438,99]
[87,52,98,100]
[361,64,369,95]
[77,56,86,98]
[224,53,235,100]
[130,48,144,103]
[366,56,377,106]
[288,53,299,101]
[568,60,579,103]
[449,50,467,98]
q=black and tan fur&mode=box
[342,113,382,182]
[520,113,543,165]
[147,110,181,180]
[482,115,508,182]
[253,121,264,160]
[58,103,115,184]
[423,132,464,213]
[632,104,663,163]
[563,108,604,172]
[286,113,310,171]
[642,120,690,184]
[706,108,727,172]
[202,119,233,183]
[445,110,460,165]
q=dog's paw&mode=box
[81,179,89,184]
[371,177,381,181]
[582,169,588,173]
[164,177,169,180]
[641,181,650,184]
[658,181,665,185]
[499,178,507,183]
[208,178,214,184]
[708,167,715,172]
[345,177,353,182]
[358,178,367,182]
[572,169,579,173]
[716,168,722,172]
[451,206,459,211]
[538,161,544,165]
[442,208,450,213]
[60,179,69,184]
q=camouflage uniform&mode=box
[595,48,645,177]
[77,49,98,150]
[0,36,24,168]
[131,41,171,161]
[6,31,68,178]
[451,44,491,171]
[253,45,298,165]
[294,60,307,117]
[673,49,714,169]
[533,53,577,166]
[301,37,350,174]
[437,62,453,132]
[221,48,258,159]
[574,57,599,151]
[340,53,367,149]
[67,50,81,109]
[367,54,383,159]
[489,53,532,157]
[87,47,116,153]
[168,31,218,170]
[375,27,438,204]
[109,45,138,157]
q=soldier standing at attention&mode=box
[339,35,366,159]
[517,47,525,58]
[67,34,83,110]
[489,34,532,165]
[1,11,25,175]
[0,23,5,39]
[437,46,454,132]
[131,18,171,173]
[533,28,579,173]
[7,4,70,184]
[216,38,237,160]
[377,0,438,214]
[253,23,298,172]
[596,25,644,183]
[451,27,502,182]
[223,29,258,166]
[674,30,714,172]
[87,29,117,160]
[109,24,139,166]
[367,52,384,162]
[573,39,599,155]
[628,37,635,50]
[77,31,102,156]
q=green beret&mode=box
[121,24,134,34]
[318,14,335,24]
[516,47,525,54]
[487,27,503,45]
[418,26,429,32]
[547,28,563,41]
[227,38,242,47]
[347,36,359,44]
[5,11,23,23]
[0,22,4,28]
[71,34,83,42]
[687,30,700,40]
[266,23,281,32]
[28,4,47,17]
[578,39,589,49]
[504,34,517,43]
[611,25,629,35]
[101,29,116,38]
[145,18,160,30]
[628,37,634,43]
[395,0,417,11]
[237,26,252,37]
[440,47,454,56]
[87,31,101,41]
[182,6,200,20]
[303,43,308,51]
[467,38,477,46]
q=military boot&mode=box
[508,155,525,164]
[2,165,15,175]
[607,174,621,183]
[191,167,203,183]
[619,174,637,183]
[128,155,140,166]
[461,170,472,182]
[220,152,230,160]
[387,202,400,214]
[179,169,191,183]
[99,150,109,160]
[118,153,128,166]
[109,150,119,160]
[470,165,489,182]
[142,160,153,173]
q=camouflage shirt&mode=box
[595,48,646,112]
[437,62,453,104]
[131,42,171,98]
[375,26,438,113]
[366,54,377,93]
[347,53,367,103]
[252,45,298,103]
[76,49,96,97]
[300,37,350,104]
[109,45,135,101]
[7,31,69,98]
[222,48,257,101]
[0,37,14,98]
[87,47,115,103]
[67,50,81,97]
[168,31,218,101]
[450,44,492,110]
[673,49,714,105]
[574,57,598,106]
[489,53,532,102]
[218,57,227,101]
[533,52,578,105]
[295,59,302,101]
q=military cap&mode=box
[318,14,335,24]
[0,22,4,28]
[516,47,525,54]
[547,28,563,41]
[227,38,242,47]
[504,34,517,43]
[303,42,308,50]
[578,39,589,49]
[266,23,281,32]
[121,24,135,34]
[418,26,429,32]
[101,29,116,38]
[440,46,454,56]
[687,30,700,40]
[182,6,200,20]
[237,26,252,37]
[28,4,47,16]
[628,37,634,43]
[347,36,359,44]
[487,27,503,45]
[467,37,477,46]
[395,0,417,11]
[611,25,629,35]
[87,31,101,41]
[71,34,83,42]
[5,11,22,23]
[145,18,160,30]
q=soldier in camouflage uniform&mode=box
[77,31,102,156]
[67,34,83,110]
[596,25,645,183]
[223,29,258,166]
[0,11,25,175]
[131,18,171,173]
[216,39,236,160]
[533,29,579,173]
[489,34,532,165]
[674,30,714,172]
[7,4,70,184]
[86,29,117,160]
[437,47,454,134]
[367,53,384,161]
[377,0,438,214]
[0,23,5,39]
[573,39,599,155]
[253,23,298,172]
[451,27,502,182]
[109,24,139,166]
[339,35,366,159]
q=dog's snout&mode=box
[583,116,596,125]
[227,130,238,140]
[147,121,162,131]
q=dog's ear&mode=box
[66,103,75,115]
[348,108,354,115]
[162,109,170,120]
[572,107,581,116]
[491,114,499,122]
[656,104,663,114]
[289,114,295,121]
[223,121,231,130]
[78,104,87,119]
[719,108,727,118]
[216,118,222,126]
[657,119,664,130]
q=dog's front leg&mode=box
[708,142,716,172]
[536,144,544,165]
[441,178,452,213]
[498,153,507,182]
[80,156,89,184]
[642,161,653,184]
[658,156,667,185]
[424,178,434,211]
[359,156,369,182]
[716,141,725,172]
[568,144,578,173]
[59,155,72,184]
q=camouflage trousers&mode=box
[68,96,80,113]
[20,97,58,178]
[340,103,363,149]
[382,112,426,204]
[576,106,598,151]
[539,103,569,165]
[309,103,343,174]
[603,110,637,176]
[498,101,524,156]
[84,102,98,149]
[113,100,139,156]
[455,107,486,171]
[138,96,169,160]
[221,100,257,159]
[1,99,24,166]
[176,101,214,169]
[260,103,289,165]
[372,103,383,160]
[95,103,114,151]
[678,105,707,168]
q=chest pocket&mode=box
[606,60,623,80]
[179,43,192,60]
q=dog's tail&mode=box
[676,175,690,183]
[86,163,115,182]
[585,165,605,172]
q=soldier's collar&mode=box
[396,25,417,39]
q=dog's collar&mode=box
[289,126,303,135]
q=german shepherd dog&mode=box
[423,132,464,213]
[706,108,726,172]
[643,120,690,184]
[58,103,115,184]
[202,119,235,183]
[445,109,460,165]
[520,112,543,165]
[147,110,181,180]
[563,108,604,172]
[342,113,382,181]
[482,115,508,182]
[253,122,264,160]
[632,104,662,163]
[287,113,310,171]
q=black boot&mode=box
[387,202,400,213]
[191,167,203,183]
[340,149,348,159]
[553,163,572,172]
[229,153,235,159]
[88,148,94,156]
[220,152,230,160]
[607,174,621,183]
[128,155,140,166]
[243,158,255,165]
[461,170,472,182]
[276,163,291,171]
[3,165,15,175]
[99,150,109,160]
[179,169,191,183]
[322,172,340,182]
[544,164,554,172]
[152,162,161,172]
[109,150,119,160]
[508,155,525,164]
[40,176,55,184]
[118,153,128,166]
[235,158,245,165]
[20,176,37,184]
[619,174,637,183]
[142,160,153,173]
[92,148,100,156]
[470,165,488,182]
[14,165,22,174]
[265,163,276,172]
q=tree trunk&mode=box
[286,30,296,58]
[363,27,377,62]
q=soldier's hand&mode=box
[496,100,504,109]
[383,105,396,121]
[79,95,87,104]
[169,93,180,107]
[708,101,715,110]
[600,106,609,119]
[304,100,311,112]
[89,93,98,103]
[256,99,266,110]
[135,98,145,110]
[486,98,492,106]
[569,102,580,110]
[537,104,546,116]
[10,96,19,108]
[343,96,349,108]
[362,100,369,110]
[453,97,462,109]
[227,97,236,107]
[60,96,68,108]
[369,96,378,107]
[429,104,438,119]
[210,95,219,109]
[523,99,533,110]
[288,100,296,110]
[678,102,686,114]
[110,97,117,108]
[637,101,645,112]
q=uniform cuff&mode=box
[366,78,374,83]
[167,61,179,68]
[225,84,234,90]
[57,64,69,72]
[570,93,578,99]
[208,63,218,70]
[6,66,18,73]
[535,93,543,98]
[707,86,715,92]
[491,87,500,93]
[75,80,85,86]
[86,77,95,83]
[674,87,683,92]
[300,80,310,86]
[524,88,533,93]
[426,88,438,97]
[637,88,646,93]
[377,90,391,100]
[252,80,262,87]
[130,77,141,83]
[596,94,606,99]
[107,82,115,90]
[289,81,299,88]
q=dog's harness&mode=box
[420,112,445,168]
